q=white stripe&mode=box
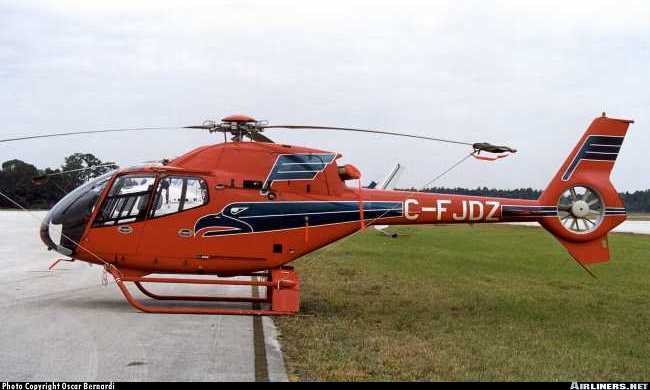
[585,151,618,155]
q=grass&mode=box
[628,213,650,221]
[275,225,650,381]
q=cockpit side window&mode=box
[93,174,156,226]
[150,176,209,218]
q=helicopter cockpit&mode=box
[40,168,210,257]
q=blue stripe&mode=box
[588,145,621,153]
[277,164,328,172]
[196,201,403,236]
[582,152,617,160]
[587,136,623,146]
[562,135,624,181]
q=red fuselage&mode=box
[42,114,630,277]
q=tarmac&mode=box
[0,211,288,381]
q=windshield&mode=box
[49,170,115,225]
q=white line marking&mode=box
[585,151,618,155]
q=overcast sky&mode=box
[1,0,648,191]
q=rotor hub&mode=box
[571,200,590,217]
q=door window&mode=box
[93,175,156,226]
[150,176,209,218]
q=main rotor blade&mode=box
[0,126,182,143]
[261,125,474,146]
[184,125,214,130]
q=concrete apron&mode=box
[0,210,288,382]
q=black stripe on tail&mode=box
[562,135,624,181]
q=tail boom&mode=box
[361,114,632,266]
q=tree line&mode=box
[0,153,116,209]
[0,155,648,212]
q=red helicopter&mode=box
[0,113,632,315]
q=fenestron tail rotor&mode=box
[557,185,604,233]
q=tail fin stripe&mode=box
[587,135,625,145]
[561,135,625,181]
[590,144,621,151]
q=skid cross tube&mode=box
[107,266,298,315]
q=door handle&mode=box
[118,225,133,234]
[178,228,193,238]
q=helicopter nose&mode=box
[40,210,73,257]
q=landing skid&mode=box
[106,265,300,316]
